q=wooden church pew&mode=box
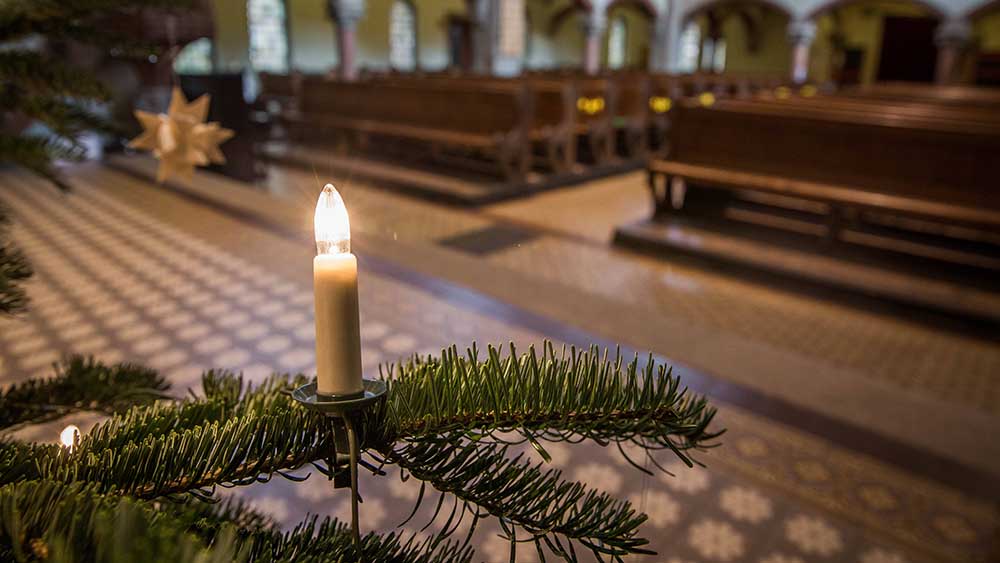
[286,76,533,182]
[647,98,1000,268]
[364,73,579,172]
[840,82,1000,111]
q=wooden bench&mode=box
[840,82,1000,111]
[648,98,1000,266]
[287,77,532,181]
[365,74,578,173]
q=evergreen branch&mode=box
[0,0,191,43]
[0,479,472,563]
[389,435,652,560]
[0,357,171,431]
[0,133,85,190]
[0,52,110,101]
[0,480,245,563]
[384,344,722,467]
[234,515,474,563]
[0,205,32,315]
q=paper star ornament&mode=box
[129,87,234,182]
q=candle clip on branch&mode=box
[291,379,387,551]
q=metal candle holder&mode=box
[292,379,387,550]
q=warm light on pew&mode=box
[576,96,605,115]
[649,96,672,114]
[698,92,716,107]
[800,85,818,98]
[774,86,792,99]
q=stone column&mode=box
[329,0,365,81]
[582,7,608,75]
[494,0,527,76]
[467,0,493,74]
[787,19,817,84]
[935,18,971,85]
[648,8,671,73]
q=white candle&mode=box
[313,184,364,397]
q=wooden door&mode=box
[877,16,938,83]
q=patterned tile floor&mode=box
[0,164,997,562]
[263,163,1000,418]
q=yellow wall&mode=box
[603,6,651,69]
[525,1,585,69]
[809,1,933,85]
[974,10,1000,52]
[287,0,338,72]
[212,0,250,71]
[716,8,790,75]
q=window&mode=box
[607,16,627,69]
[389,0,417,71]
[678,21,700,72]
[248,0,289,73]
[174,37,213,75]
[712,38,726,73]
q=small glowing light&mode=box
[774,86,791,99]
[314,184,351,255]
[649,96,672,114]
[576,96,605,115]
[800,85,818,98]
[60,425,80,449]
[698,92,716,107]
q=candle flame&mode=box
[315,184,351,255]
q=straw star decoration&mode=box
[128,87,234,182]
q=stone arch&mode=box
[805,0,946,20]
[965,0,1000,19]
[607,0,657,19]
[681,0,794,24]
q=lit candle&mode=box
[313,184,364,397]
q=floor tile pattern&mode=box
[0,166,996,562]
[262,164,1000,416]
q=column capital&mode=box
[329,0,365,29]
[581,10,607,37]
[787,19,817,46]
[935,18,972,48]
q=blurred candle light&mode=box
[60,425,80,450]
[313,184,364,397]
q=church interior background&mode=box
[1,0,999,561]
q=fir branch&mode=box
[0,133,84,190]
[389,435,652,561]
[0,51,110,101]
[0,480,471,563]
[383,344,722,467]
[0,357,171,431]
[0,205,32,315]
[0,480,245,563]
[0,0,191,44]
[234,515,474,563]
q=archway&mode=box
[681,0,793,75]
[605,0,655,69]
[807,0,943,85]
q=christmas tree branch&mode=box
[0,52,110,101]
[0,357,170,431]
[0,480,245,563]
[388,435,653,560]
[0,480,471,563]
[383,344,722,468]
[0,134,84,191]
[0,205,32,315]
